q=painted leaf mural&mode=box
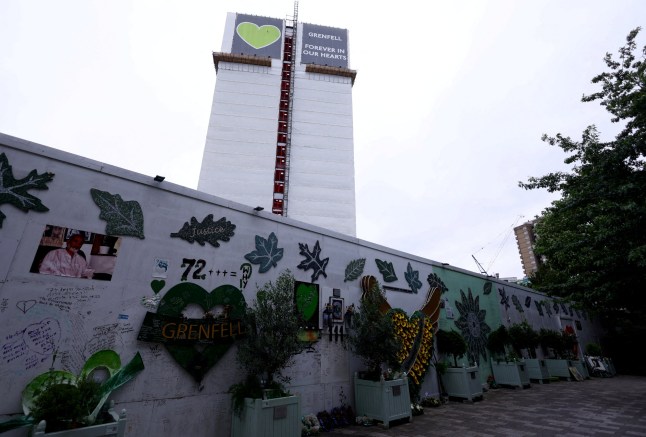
[498,287,510,310]
[404,262,422,294]
[90,188,145,238]
[343,258,365,282]
[244,232,283,273]
[0,153,54,228]
[534,300,544,316]
[525,296,532,308]
[427,273,448,294]
[375,259,397,283]
[297,240,329,282]
[170,214,235,247]
[512,294,524,313]
[483,281,493,295]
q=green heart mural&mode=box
[150,280,165,294]
[236,22,281,49]
[157,283,246,383]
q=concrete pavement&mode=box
[323,375,646,436]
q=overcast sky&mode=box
[2,0,644,279]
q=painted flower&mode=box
[454,288,492,363]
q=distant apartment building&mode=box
[514,220,541,277]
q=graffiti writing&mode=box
[2,318,61,369]
[180,258,239,281]
[39,285,101,312]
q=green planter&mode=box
[545,359,576,380]
[440,366,483,401]
[490,359,531,389]
[525,359,551,384]
[231,396,301,437]
[572,360,590,379]
[354,374,412,429]
[32,407,126,436]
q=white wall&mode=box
[0,134,433,436]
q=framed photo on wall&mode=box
[330,297,344,323]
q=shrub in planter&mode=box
[487,325,511,361]
[0,350,144,434]
[436,329,467,367]
[538,328,566,358]
[508,322,539,358]
[345,280,401,380]
[229,269,302,415]
[585,343,603,356]
[347,281,411,428]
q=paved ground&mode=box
[324,375,646,436]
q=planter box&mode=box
[354,374,412,429]
[231,396,301,437]
[545,359,576,380]
[32,408,126,436]
[603,357,617,376]
[525,359,551,384]
[572,360,589,379]
[491,359,530,389]
[440,366,483,401]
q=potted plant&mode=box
[487,325,530,389]
[539,329,589,381]
[509,322,549,384]
[539,329,582,380]
[229,269,303,437]
[0,350,144,436]
[435,329,482,402]
[346,280,411,429]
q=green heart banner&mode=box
[231,13,283,58]
[149,283,247,383]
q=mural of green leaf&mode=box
[512,294,524,313]
[427,272,448,294]
[534,300,544,316]
[170,214,235,247]
[404,262,422,294]
[525,296,532,308]
[0,153,54,228]
[343,258,365,282]
[244,232,284,273]
[297,240,329,282]
[483,281,492,295]
[375,259,397,283]
[544,301,552,316]
[90,188,144,238]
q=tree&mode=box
[346,281,401,380]
[520,29,646,373]
[234,269,302,386]
[436,329,468,367]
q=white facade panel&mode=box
[198,62,282,212]
[198,17,356,236]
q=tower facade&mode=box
[198,11,357,236]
